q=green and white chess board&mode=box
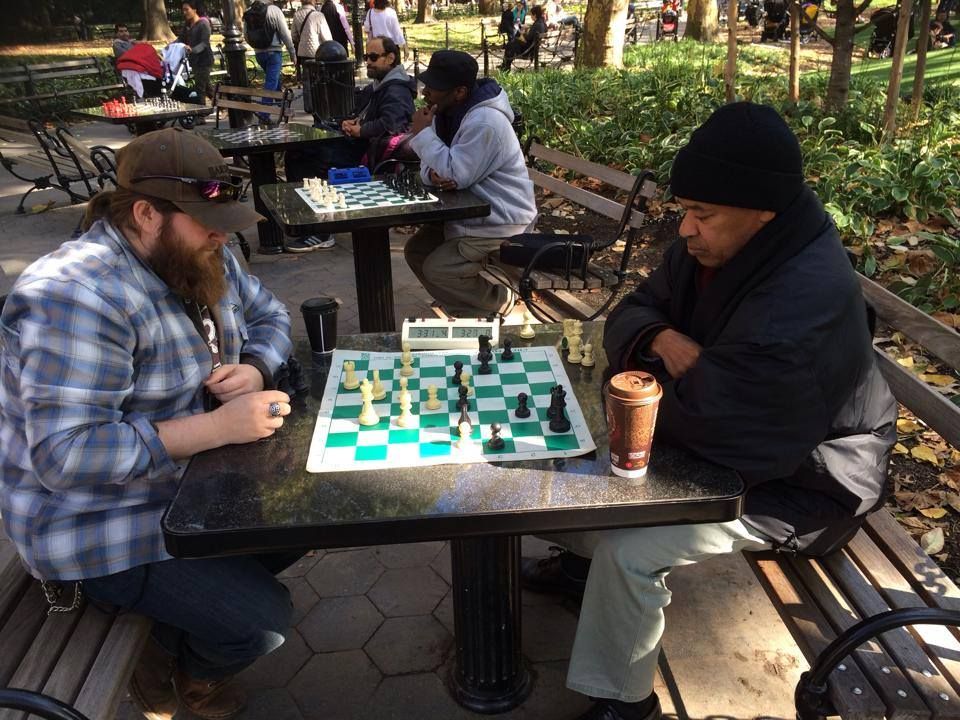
[306,347,596,473]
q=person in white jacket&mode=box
[405,50,537,318]
[363,0,407,58]
[293,0,333,62]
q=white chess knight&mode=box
[395,389,415,428]
[519,310,536,339]
[357,378,380,426]
[372,369,387,400]
[568,335,583,364]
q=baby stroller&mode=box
[744,0,764,26]
[868,8,899,56]
[657,1,680,40]
[760,0,788,40]
[161,43,202,105]
[798,0,821,42]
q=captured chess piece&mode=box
[452,360,464,386]
[357,378,380,426]
[514,392,531,418]
[581,342,595,367]
[343,360,360,390]
[486,422,505,451]
[425,384,442,410]
[501,339,514,361]
[372,369,387,400]
[519,310,536,339]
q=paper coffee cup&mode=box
[604,371,662,479]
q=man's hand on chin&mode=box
[410,104,436,136]
[649,328,702,379]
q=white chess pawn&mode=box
[357,379,380,426]
[400,342,414,377]
[395,389,414,427]
[581,342,595,367]
[399,376,409,393]
[425,384,442,410]
[519,310,536,339]
[455,420,472,450]
[568,335,582,364]
[460,371,474,397]
[343,360,360,390]
[372,369,387,400]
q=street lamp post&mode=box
[220,0,252,126]
[351,0,364,66]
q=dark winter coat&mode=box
[354,65,416,162]
[603,186,898,556]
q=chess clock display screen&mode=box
[452,326,493,339]
[409,326,449,339]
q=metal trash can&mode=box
[304,40,355,123]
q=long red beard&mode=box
[149,217,227,307]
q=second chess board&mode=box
[295,180,438,214]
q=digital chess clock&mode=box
[401,317,500,350]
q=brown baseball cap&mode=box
[116,127,264,233]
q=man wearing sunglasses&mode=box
[0,128,295,720]
[284,35,415,252]
[403,50,536,318]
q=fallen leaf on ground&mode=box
[942,469,960,491]
[911,444,942,466]
[919,507,949,519]
[894,442,910,454]
[932,312,960,328]
[945,492,960,513]
[922,527,945,554]
[897,515,932,530]
[919,373,956,387]
[897,418,924,434]
[896,356,915,368]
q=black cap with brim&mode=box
[416,50,478,91]
[172,199,264,234]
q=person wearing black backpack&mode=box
[243,0,296,94]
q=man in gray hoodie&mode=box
[405,50,537,318]
[243,0,296,93]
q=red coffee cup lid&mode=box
[608,371,661,401]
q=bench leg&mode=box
[16,184,43,214]
[0,689,92,720]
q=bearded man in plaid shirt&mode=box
[0,128,295,720]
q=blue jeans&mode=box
[255,50,284,92]
[83,552,297,680]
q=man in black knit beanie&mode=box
[521,102,897,720]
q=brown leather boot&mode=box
[128,637,178,720]
[175,669,248,720]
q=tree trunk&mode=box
[579,0,630,67]
[825,0,859,111]
[724,0,738,101]
[478,0,498,13]
[142,0,176,41]
[415,0,435,23]
[684,0,720,41]
[911,0,933,120]
[881,0,915,138]
[789,0,800,101]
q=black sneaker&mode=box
[520,546,590,599]
[286,234,336,253]
[576,695,662,720]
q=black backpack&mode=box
[243,1,273,49]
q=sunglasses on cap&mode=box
[363,52,390,61]
[131,175,242,202]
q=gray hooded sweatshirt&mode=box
[409,88,537,240]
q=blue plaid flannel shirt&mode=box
[0,220,292,581]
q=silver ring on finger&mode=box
[269,401,282,417]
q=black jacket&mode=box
[603,187,897,555]
[355,65,416,163]
[321,0,351,51]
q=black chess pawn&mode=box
[501,339,514,361]
[487,422,505,451]
[458,384,469,410]
[514,392,531,418]
[478,335,490,359]
[452,360,464,386]
[478,349,492,375]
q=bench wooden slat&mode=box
[845,531,960,698]
[26,68,104,81]
[217,84,288,100]
[24,59,100,71]
[214,98,286,116]
[73,613,151,720]
[788,554,932,719]
[40,604,115,712]
[529,142,638,192]
[0,582,50,687]
[528,168,645,228]
[861,276,960,372]
[874,349,960,449]
[0,544,30,629]
[747,554,887,719]
[819,547,958,716]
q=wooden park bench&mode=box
[0,116,115,215]
[0,522,152,720]
[485,140,657,322]
[0,57,124,118]
[480,25,579,76]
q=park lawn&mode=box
[848,45,960,84]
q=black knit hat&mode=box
[669,102,805,212]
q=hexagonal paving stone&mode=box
[430,543,452,584]
[364,673,474,720]
[365,615,453,675]
[522,603,578,662]
[281,576,320,626]
[298,595,384,652]
[236,688,305,720]
[367,566,448,617]
[373,541,445,568]
[496,660,593,720]
[238,626,312,690]
[278,549,325,579]
[288,650,382,720]
[305,548,384,597]
[433,590,455,635]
